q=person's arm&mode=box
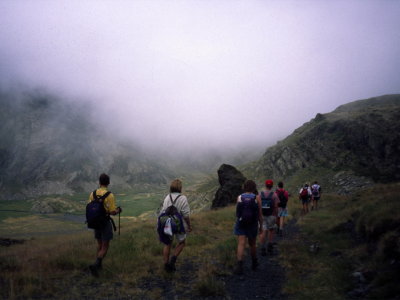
[105,193,121,215]
[184,216,192,232]
[180,195,192,231]
[273,194,279,215]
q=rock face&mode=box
[212,164,246,208]
[0,89,175,200]
[248,94,400,192]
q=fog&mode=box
[1,1,399,156]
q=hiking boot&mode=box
[252,258,259,271]
[89,264,99,277]
[261,247,267,256]
[169,256,177,272]
[234,261,243,275]
[164,263,174,273]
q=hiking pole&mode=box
[118,209,121,236]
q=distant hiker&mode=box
[276,181,289,237]
[233,180,263,274]
[299,183,311,214]
[259,179,280,255]
[158,179,192,272]
[87,173,122,277]
[311,181,322,210]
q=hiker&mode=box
[311,181,322,210]
[88,173,121,277]
[299,183,311,214]
[259,179,280,255]
[158,179,192,272]
[276,181,289,237]
[233,180,263,274]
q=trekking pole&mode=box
[118,209,121,236]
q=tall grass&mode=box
[0,206,239,299]
[279,183,400,299]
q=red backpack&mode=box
[300,188,309,200]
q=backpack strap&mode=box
[169,194,182,206]
[93,190,111,202]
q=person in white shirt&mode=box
[159,179,192,272]
[310,181,322,210]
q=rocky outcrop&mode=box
[248,95,400,192]
[212,164,246,208]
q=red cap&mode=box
[265,179,273,187]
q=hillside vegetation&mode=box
[1,183,399,299]
[243,94,400,193]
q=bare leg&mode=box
[173,241,185,258]
[236,235,246,261]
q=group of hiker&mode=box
[299,181,322,214]
[86,173,321,277]
[233,179,289,274]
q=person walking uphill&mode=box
[276,181,289,237]
[87,173,121,277]
[311,181,322,211]
[299,183,312,215]
[158,179,192,272]
[233,180,263,275]
[259,179,280,255]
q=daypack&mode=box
[311,185,320,197]
[237,193,258,226]
[277,189,288,208]
[261,191,274,216]
[158,194,185,238]
[300,188,309,200]
[86,190,111,230]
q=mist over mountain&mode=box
[243,94,400,193]
[0,88,266,200]
[0,89,177,200]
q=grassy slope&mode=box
[1,183,399,299]
[0,206,237,299]
[280,182,400,299]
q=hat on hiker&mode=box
[265,179,273,187]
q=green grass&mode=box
[0,204,239,299]
[279,183,400,299]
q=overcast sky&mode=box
[1,0,399,154]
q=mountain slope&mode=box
[0,89,175,200]
[243,94,400,192]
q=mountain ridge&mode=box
[243,94,400,193]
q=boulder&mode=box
[212,164,246,208]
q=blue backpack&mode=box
[86,190,111,229]
[261,191,274,216]
[237,193,258,226]
[157,194,185,244]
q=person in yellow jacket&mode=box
[88,173,121,277]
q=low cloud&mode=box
[1,1,399,155]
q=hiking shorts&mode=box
[301,198,310,205]
[278,208,288,217]
[262,215,277,230]
[313,196,320,201]
[233,220,258,238]
[175,233,186,243]
[94,220,113,241]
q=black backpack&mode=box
[237,193,258,226]
[261,191,274,216]
[277,189,288,208]
[86,190,111,230]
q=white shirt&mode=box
[161,193,190,217]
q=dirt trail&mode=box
[138,219,299,299]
